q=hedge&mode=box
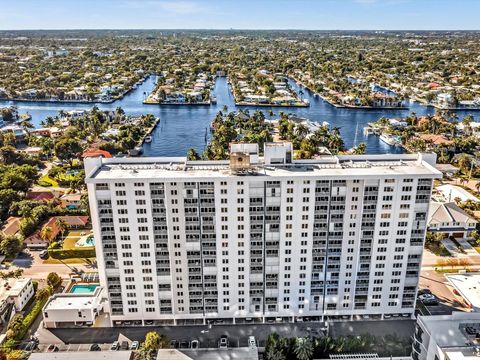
[48,247,96,260]
[6,297,49,343]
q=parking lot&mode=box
[44,319,415,351]
[418,269,469,315]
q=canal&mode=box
[0,76,477,156]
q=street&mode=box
[45,320,415,348]
[8,251,93,281]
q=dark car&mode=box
[417,289,432,296]
[46,344,58,352]
[89,343,101,351]
[219,335,228,349]
[466,326,477,335]
[121,341,129,350]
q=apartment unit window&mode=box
[115,183,125,187]
[116,191,126,196]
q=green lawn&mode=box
[62,237,81,250]
[38,175,59,187]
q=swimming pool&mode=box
[69,284,99,294]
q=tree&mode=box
[186,148,200,161]
[40,226,53,243]
[35,286,52,301]
[54,138,82,164]
[352,143,367,154]
[0,235,22,258]
[143,331,163,351]
[55,218,68,241]
[47,272,62,289]
[294,337,314,360]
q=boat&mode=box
[144,135,152,143]
[380,133,402,146]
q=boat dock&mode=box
[129,117,160,156]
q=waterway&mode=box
[0,76,477,156]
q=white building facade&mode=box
[84,146,441,325]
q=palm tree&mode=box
[55,218,68,242]
[294,337,314,360]
[40,226,53,243]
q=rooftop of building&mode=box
[428,201,477,225]
[418,312,480,349]
[0,277,31,302]
[43,287,103,311]
[28,352,133,360]
[157,348,259,360]
[446,273,480,310]
[85,148,441,182]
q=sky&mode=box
[0,0,479,31]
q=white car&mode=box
[248,336,256,348]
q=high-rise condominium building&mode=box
[85,143,441,325]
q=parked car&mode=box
[191,340,199,349]
[466,326,477,335]
[110,341,119,351]
[145,320,154,326]
[248,336,256,348]
[24,341,37,351]
[89,344,101,351]
[170,340,178,348]
[121,341,129,350]
[219,335,228,349]
[419,293,439,305]
[417,289,432,296]
[46,344,58,352]
[131,341,139,350]
[179,340,190,349]
[39,250,49,259]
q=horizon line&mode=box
[1,28,480,32]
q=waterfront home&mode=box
[428,201,477,239]
[417,134,455,151]
[272,96,297,105]
[456,121,480,137]
[0,125,25,142]
[437,92,455,108]
[186,91,203,103]
[165,91,186,103]
[243,94,269,103]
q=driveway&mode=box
[441,239,461,257]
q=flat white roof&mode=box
[0,278,31,301]
[419,312,480,348]
[86,153,441,182]
[447,273,480,310]
[437,184,480,203]
[44,288,103,311]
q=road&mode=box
[46,320,415,347]
[8,251,92,281]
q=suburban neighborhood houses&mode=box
[1,8,480,359]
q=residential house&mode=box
[0,278,35,325]
[427,201,477,238]
[417,134,455,151]
[0,217,21,237]
[24,216,90,248]
[25,191,61,203]
[60,193,82,209]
